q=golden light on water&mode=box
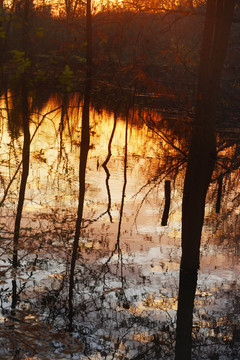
[132,295,178,316]
[1,93,240,262]
[0,95,169,212]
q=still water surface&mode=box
[0,94,239,359]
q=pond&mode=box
[0,93,239,359]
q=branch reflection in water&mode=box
[68,0,92,332]
[101,105,119,223]
[0,87,240,358]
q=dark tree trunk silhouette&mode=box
[64,0,80,24]
[0,0,12,90]
[216,174,223,213]
[12,84,30,314]
[175,1,235,359]
[11,0,32,314]
[21,0,33,57]
[68,0,92,331]
[104,106,129,276]
[0,0,3,89]
[161,180,171,226]
[181,0,235,272]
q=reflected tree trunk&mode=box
[104,106,129,282]
[115,107,129,288]
[11,83,30,314]
[216,174,223,213]
[117,108,128,253]
[11,0,32,314]
[59,92,69,163]
[175,1,235,359]
[102,107,120,223]
[68,0,92,331]
[0,102,62,207]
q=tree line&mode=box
[0,0,238,111]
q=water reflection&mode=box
[0,92,239,358]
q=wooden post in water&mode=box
[161,180,171,226]
[216,175,223,213]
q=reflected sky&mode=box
[0,94,240,264]
[0,92,240,359]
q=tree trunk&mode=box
[175,1,235,359]
[68,0,92,331]
[161,180,171,226]
[0,0,4,89]
[11,0,32,315]
[181,0,235,271]
[12,83,30,313]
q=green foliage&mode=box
[10,50,31,77]
[34,69,48,83]
[59,64,74,92]
[71,55,86,64]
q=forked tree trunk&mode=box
[175,1,235,359]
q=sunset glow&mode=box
[0,0,238,358]
[4,0,201,15]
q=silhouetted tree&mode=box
[68,0,92,331]
[64,0,83,23]
[11,0,33,313]
[175,1,236,359]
